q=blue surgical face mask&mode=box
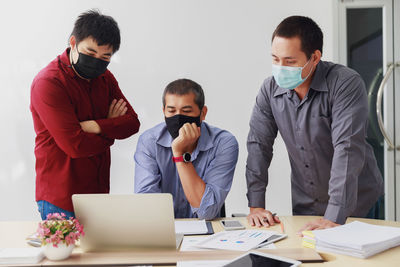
[272,58,313,90]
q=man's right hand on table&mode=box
[247,207,281,227]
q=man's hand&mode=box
[108,99,127,118]
[80,120,101,134]
[171,123,201,156]
[247,207,280,227]
[297,218,339,236]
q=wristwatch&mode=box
[172,152,191,163]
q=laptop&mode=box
[72,193,183,252]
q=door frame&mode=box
[337,0,396,220]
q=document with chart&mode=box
[194,230,279,251]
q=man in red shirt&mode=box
[30,10,140,220]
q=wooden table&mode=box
[1,216,400,266]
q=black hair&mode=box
[70,9,120,53]
[272,16,323,58]
[162,79,205,110]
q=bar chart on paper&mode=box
[194,230,279,251]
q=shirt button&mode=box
[300,146,304,150]
[305,164,309,168]
[310,181,314,185]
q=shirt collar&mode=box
[156,122,214,153]
[58,48,76,78]
[273,61,328,97]
[273,86,288,97]
[309,61,328,92]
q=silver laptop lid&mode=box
[72,193,176,251]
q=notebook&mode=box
[175,220,214,235]
[0,248,44,265]
[175,220,208,235]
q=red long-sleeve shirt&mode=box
[30,48,140,211]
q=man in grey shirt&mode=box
[246,16,383,231]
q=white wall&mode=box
[0,0,335,221]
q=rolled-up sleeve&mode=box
[192,135,239,220]
[134,134,162,193]
[246,81,278,208]
[324,74,368,224]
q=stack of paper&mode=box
[0,248,44,265]
[175,220,208,235]
[309,221,400,258]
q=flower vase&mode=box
[43,243,74,261]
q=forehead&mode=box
[77,36,113,53]
[164,92,197,107]
[271,36,305,58]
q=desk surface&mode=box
[1,216,400,266]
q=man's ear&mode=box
[69,35,76,50]
[200,106,208,121]
[313,50,322,66]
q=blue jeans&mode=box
[37,200,75,220]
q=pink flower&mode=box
[36,213,84,246]
[44,228,50,235]
[65,232,78,245]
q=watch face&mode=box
[183,153,191,162]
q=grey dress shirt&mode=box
[246,61,384,224]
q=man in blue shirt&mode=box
[134,79,239,220]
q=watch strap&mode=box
[172,156,184,163]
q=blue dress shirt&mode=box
[134,122,239,220]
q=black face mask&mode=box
[165,114,201,139]
[72,47,110,79]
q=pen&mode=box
[27,239,42,247]
[280,219,285,234]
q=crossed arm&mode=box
[80,99,128,134]
[31,77,140,158]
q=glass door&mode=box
[338,0,399,220]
